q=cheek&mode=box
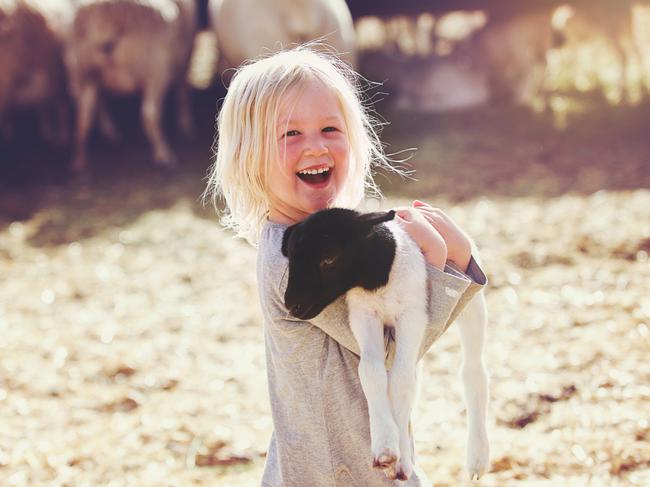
[279,142,301,167]
[333,141,351,182]
[273,148,300,182]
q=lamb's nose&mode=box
[289,303,304,318]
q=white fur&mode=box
[346,221,490,481]
[208,0,357,68]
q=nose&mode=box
[289,303,301,316]
[304,134,329,158]
[288,302,306,318]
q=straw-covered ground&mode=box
[1,94,650,486]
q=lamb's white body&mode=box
[346,221,490,480]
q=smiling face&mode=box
[266,78,351,225]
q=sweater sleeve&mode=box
[415,255,488,361]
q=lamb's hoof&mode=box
[384,466,398,481]
[466,435,490,480]
[372,450,397,471]
[395,460,412,481]
[395,469,409,481]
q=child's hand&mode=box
[411,200,472,272]
[394,206,447,270]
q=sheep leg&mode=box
[97,97,121,143]
[71,82,99,172]
[349,309,399,473]
[618,33,642,103]
[456,290,490,480]
[39,99,69,147]
[141,79,176,168]
[389,310,426,481]
[176,78,194,137]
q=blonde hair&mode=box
[204,46,402,245]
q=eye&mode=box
[284,130,300,137]
[320,255,338,270]
[322,126,338,133]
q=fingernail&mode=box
[413,200,425,207]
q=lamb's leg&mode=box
[456,290,490,480]
[349,309,399,473]
[141,77,177,168]
[389,310,426,481]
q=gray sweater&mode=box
[257,220,487,487]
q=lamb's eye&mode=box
[320,256,337,268]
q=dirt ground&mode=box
[1,70,650,487]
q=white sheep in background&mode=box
[554,3,644,103]
[281,208,490,481]
[64,0,197,172]
[0,0,72,145]
[359,8,554,113]
[208,0,357,72]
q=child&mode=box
[205,46,487,486]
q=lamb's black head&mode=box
[281,208,396,320]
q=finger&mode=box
[413,200,430,208]
[422,213,451,235]
[412,201,443,213]
[421,212,438,228]
[414,201,447,218]
[415,206,446,222]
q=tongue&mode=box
[298,172,329,185]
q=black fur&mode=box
[282,208,396,320]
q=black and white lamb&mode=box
[281,208,490,481]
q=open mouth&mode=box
[296,166,332,186]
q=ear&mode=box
[360,210,396,226]
[281,224,296,257]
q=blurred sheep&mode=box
[208,0,356,71]
[0,0,72,146]
[553,3,643,102]
[360,49,490,113]
[360,9,553,113]
[471,8,554,110]
[64,0,197,172]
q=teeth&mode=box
[298,167,330,175]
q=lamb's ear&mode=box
[360,210,396,227]
[281,225,296,257]
[360,210,396,238]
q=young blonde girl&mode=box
[206,46,487,486]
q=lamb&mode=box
[63,0,197,172]
[208,0,357,70]
[281,208,490,481]
[0,0,72,145]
